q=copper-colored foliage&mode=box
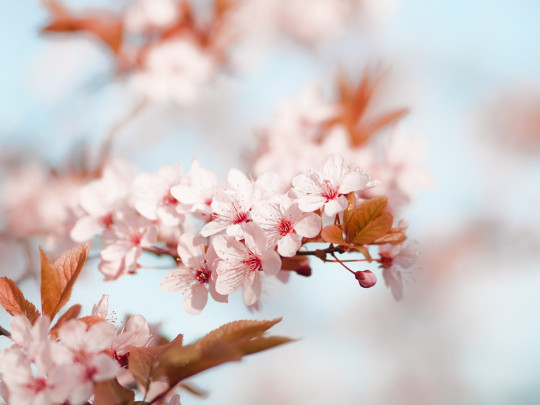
[0,277,40,323]
[93,378,135,405]
[160,318,292,382]
[42,0,123,55]
[128,335,184,395]
[49,303,81,338]
[330,71,408,147]
[321,194,405,254]
[40,242,91,319]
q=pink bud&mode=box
[355,270,377,288]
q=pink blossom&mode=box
[99,209,158,280]
[71,160,134,242]
[379,243,418,300]
[200,169,255,238]
[130,37,215,105]
[251,196,321,257]
[92,294,110,319]
[292,154,373,217]
[213,223,281,306]
[171,159,218,219]
[132,163,185,226]
[124,0,180,33]
[161,234,227,314]
[111,315,151,357]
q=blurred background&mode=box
[1,0,540,404]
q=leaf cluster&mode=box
[0,242,92,327]
[95,318,293,405]
[321,194,406,259]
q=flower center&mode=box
[163,191,178,205]
[277,218,294,236]
[131,232,143,246]
[29,377,47,393]
[321,180,339,201]
[379,252,394,269]
[233,211,249,224]
[195,266,211,284]
[242,254,262,272]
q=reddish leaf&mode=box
[128,335,183,394]
[42,0,123,55]
[78,315,106,328]
[345,196,388,242]
[351,211,394,245]
[40,242,91,319]
[158,319,293,390]
[321,225,346,246]
[0,277,39,323]
[343,193,357,226]
[50,304,81,337]
[94,378,135,405]
[373,231,407,245]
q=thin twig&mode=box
[96,98,148,172]
[0,324,11,339]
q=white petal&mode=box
[293,212,321,237]
[277,233,301,257]
[215,262,245,295]
[242,271,261,306]
[261,250,282,276]
[323,196,347,217]
[160,268,193,293]
[183,284,208,315]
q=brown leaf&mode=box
[40,242,90,319]
[78,315,106,328]
[128,335,183,394]
[50,304,81,338]
[158,319,292,390]
[94,378,135,405]
[42,0,124,55]
[343,193,357,226]
[0,277,40,323]
[351,211,394,245]
[345,196,388,242]
[372,231,407,245]
[321,225,346,246]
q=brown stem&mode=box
[96,98,148,172]
[330,252,355,275]
[0,324,11,339]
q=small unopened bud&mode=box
[355,270,377,288]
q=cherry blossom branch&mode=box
[143,246,179,261]
[0,324,10,339]
[97,98,148,172]
[330,252,355,275]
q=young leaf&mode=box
[0,277,40,323]
[373,230,407,245]
[50,304,81,338]
[128,335,183,394]
[156,319,293,394]
[343,193,357,227]
[345,196,388,242]
[40,242,91,319]
[321,225,346,246]
[94,378,136,405]
[42,0,124,55]
[350,211,393,245]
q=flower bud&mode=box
[355,270,377,288]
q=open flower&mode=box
[379,243,418,300]
[251,196,321,257]
[213,223,281,306]
[160,233,227,314]
[292,154,373,217]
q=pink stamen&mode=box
[277,218,294,236]
[162,191,178,205]
[242,254,262,272]
[321,180,339,201]
[195,266,211,284]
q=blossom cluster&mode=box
[55,151,413,314]
[0,298,153,405]
[40,0,395,105]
